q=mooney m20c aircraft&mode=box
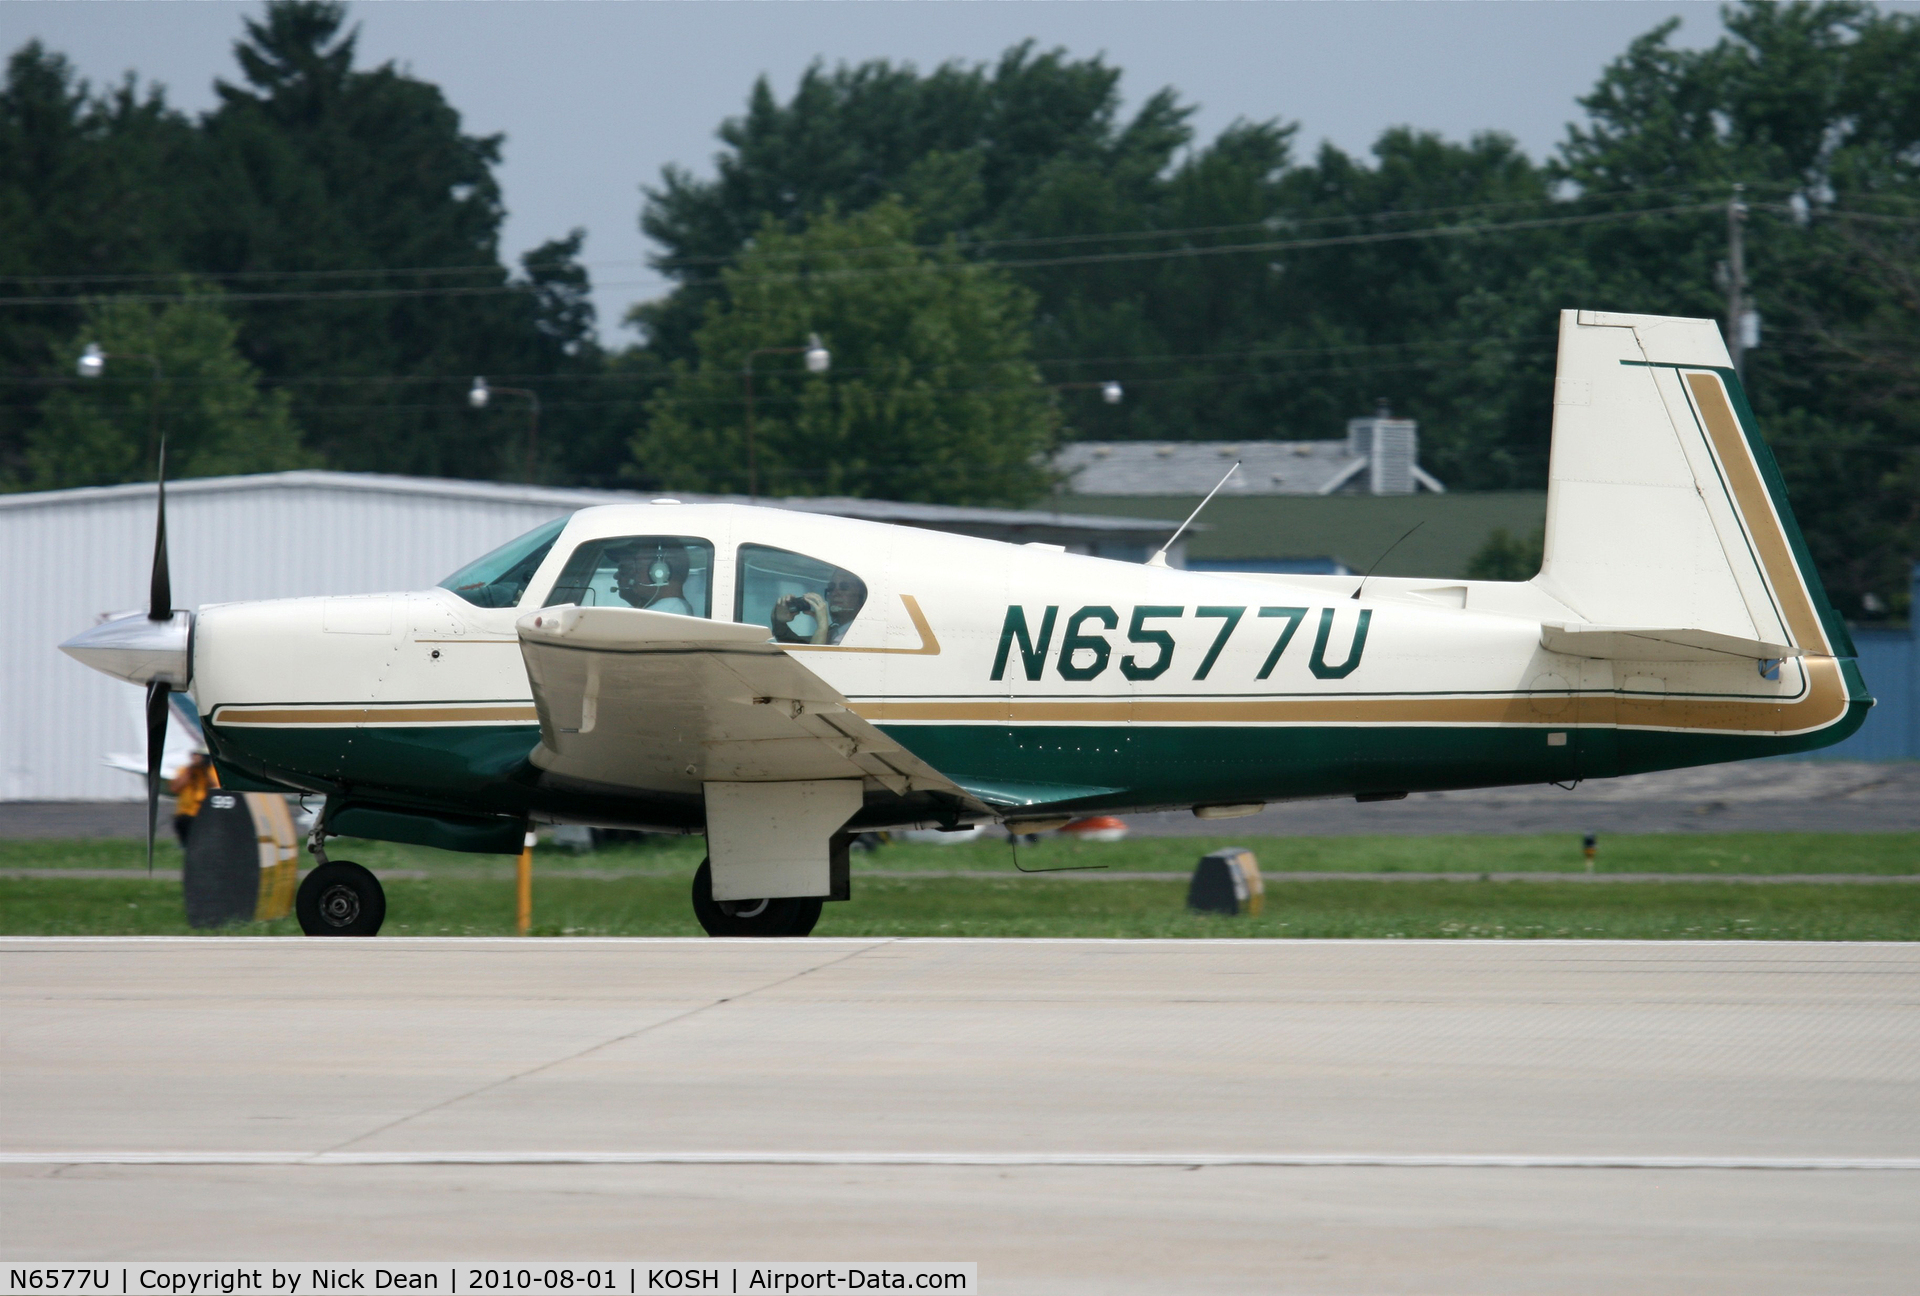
[62,310,1872,936]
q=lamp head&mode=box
[468,376,490,409]
[804,333,830,375]
[78,343,105,380]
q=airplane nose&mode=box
[60,610,192,688]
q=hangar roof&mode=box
[0,470,1182,546]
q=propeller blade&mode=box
[148,439,171,622]
[145,679,170,876]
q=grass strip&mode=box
[5,874,1917,941]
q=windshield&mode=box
[438,516,569,608]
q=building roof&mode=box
[0,470,1182,544]
[1055,441,1361,496]
[1054,437,1444,497]
[1046,491,1549,579]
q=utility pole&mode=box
[1726,184,1752,381]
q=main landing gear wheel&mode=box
[691,860,821,937]
[296,860,386,936]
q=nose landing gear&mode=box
[296,859,386,936]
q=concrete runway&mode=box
[4,938,1918,1292]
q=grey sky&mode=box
[10,1,1743,342]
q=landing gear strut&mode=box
[691,860,821,937]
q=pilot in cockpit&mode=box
[613,541,695,615]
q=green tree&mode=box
[196,1,550,477]
[629,44,1568,485]
[3,2,612,488]
[633,44,1194,363]
[0,41,203,481]
[1134,126,1561,487]
[633,201,1057,504]
[26,289,310,489]
[1556,0,1920,618]
[1465,527,1545,582]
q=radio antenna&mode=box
[1147,460,1239,568]
[1352,521,1425,600]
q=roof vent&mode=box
[1346,413,1418,495]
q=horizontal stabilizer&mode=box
[1541,622,1805,663]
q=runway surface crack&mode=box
[316,939,896,1155]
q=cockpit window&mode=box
[438,516,568,608]
[544,535,713,616]
[737,544,868,645]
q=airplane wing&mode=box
[516,604,987,813]
[1540,622,1806,662]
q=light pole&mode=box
[78,342,165,459]
[470,377,542,483]
[742,333,830,503]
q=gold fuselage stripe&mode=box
[847,659,1842,735]
[216,705,539,726]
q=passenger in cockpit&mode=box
[771,571,867,645]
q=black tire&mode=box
[691,860,821,937]
[296,860,386,936]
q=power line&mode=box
[0,202,1728,308]
[640,185,1744,270]
[0,184,1740,289]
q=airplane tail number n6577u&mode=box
[61,309,1873,936]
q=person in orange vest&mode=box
[167,747,219,847]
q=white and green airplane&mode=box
[61,309,1872,936]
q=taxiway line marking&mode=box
[5,1152,1917,1170]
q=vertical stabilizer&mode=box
[1535,309,1846,658]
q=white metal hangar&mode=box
[2,471,1182,801]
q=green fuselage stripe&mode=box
[210,699,1871,836]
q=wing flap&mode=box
[517,605,980,808]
